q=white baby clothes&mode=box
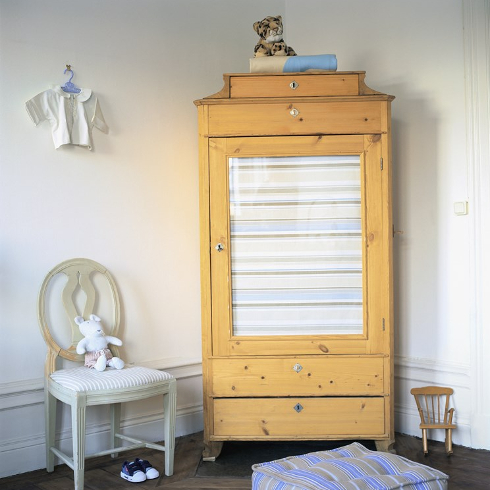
[25,85,108,150]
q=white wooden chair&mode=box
[38,258,177,490]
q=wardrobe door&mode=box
[209,135,387,357]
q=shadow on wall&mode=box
[390,86,440,360]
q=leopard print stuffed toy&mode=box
[253,16,297,57]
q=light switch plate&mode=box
[454,201,468,215]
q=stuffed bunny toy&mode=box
[75,314,125,371]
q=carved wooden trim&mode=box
[38,258,121,369]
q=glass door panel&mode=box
[229,155,363,336]
[209,135,383,356]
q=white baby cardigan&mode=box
[26,85,108,150]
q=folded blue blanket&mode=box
[250,54,337,73]
[284,54,337,72]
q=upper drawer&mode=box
[211,356,384,397]
[229,74,359,98]
[207,101,383,136]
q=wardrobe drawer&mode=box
[213,397,385,437]
[207,101,382,136]
[229,74,359,98]
[211,357,384,396]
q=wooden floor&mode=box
[1,432,489,489]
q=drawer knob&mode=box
[289,80,299,90]
[292,363,303,373]
[293,403,304,413]
[289,108,300,117]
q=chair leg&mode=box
[110,403,121,458]
[446,429,453,455]
[422,428,428,455]
[45,389,56,472]
[163,379,177,476]
[72,401,86,490]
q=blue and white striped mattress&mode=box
[252,442,448,490]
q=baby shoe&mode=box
[120,460,146,482]
[135,458,159,480]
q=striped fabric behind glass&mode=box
[229,155,363,337]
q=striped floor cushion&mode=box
[50,365,173,392]
[252,442,448,490]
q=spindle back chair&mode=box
[410,386,455,455]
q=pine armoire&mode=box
[194,72,395,460]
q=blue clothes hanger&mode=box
[61,65,81,93]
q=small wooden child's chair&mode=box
[410,386,456,455]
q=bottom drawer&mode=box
[213,397,385,438]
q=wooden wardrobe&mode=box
[195,72,395,459]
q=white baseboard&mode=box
[0,358,204,478]
[394,355,472,447]
[0,402,203,478]
[470,414,490,449]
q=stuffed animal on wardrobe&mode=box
[253,15,297,57]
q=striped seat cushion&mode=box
[252,442,448,490]
[50,366,173,392]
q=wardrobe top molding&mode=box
[194,71,395,105]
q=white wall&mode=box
[0,0,486,479]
